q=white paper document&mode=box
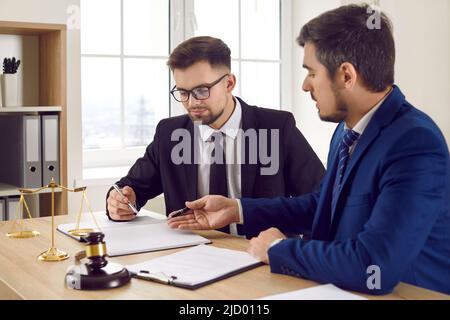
[58,213,162,240]
[57,211,211,256]
[259,284,367,300]
[126,244,262,289]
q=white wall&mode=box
[292,0,343,163]
[382,0,450,145]
[291,0,450,163]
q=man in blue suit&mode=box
[168,4,450,295]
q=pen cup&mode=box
[1,73,19,107]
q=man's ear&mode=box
[226,74,237,93]
[338,62,358,89]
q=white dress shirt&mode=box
[346,89,392,155]
[197,97,243,236]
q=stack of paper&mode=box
[259,284,367,300]
[57,211,211,256]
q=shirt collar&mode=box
[199,97,242,142]
[345,89,392,135]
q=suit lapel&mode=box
[329,86,406,229]
[340,124,380,189]
[329,123,380,226]
[311,125,342,240]
[238,98,259,198]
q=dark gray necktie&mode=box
[209,131,228,197]
[208,131,230,233]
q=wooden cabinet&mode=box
[0,21,67,217]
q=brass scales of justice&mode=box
[5,178,101,262]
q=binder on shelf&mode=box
[126,245,263,290]
[41,114,60,185]
[0,115,42,188]
[6,196,21,221]
[0,198,5,221]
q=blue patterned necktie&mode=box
[332,129,360,211]
[337,129,360,186]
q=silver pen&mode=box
[112,184,139,214]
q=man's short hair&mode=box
[167,36,231,70]
[297,4,395,92]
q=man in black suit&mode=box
[106,36,324,235]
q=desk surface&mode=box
[0,214,448,300]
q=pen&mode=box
[112,184,139,214]
[132,270,177,285]
[169,207,190,218]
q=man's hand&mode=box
[248,228,286,264]
[167,195,240,230]
[107,186,137,221]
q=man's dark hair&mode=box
[297,4,395,92]
[167,36,231,70]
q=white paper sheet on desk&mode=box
[126,244,261,288]
[259,284,367,300]
[57,211,163,242]
[57,212,210,256]
[57,214,162,238]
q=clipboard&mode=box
[126,245,263,290]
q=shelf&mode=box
[0,20,67,215]
[0,106,62,113]
[0,183,62,197]
[0,21,66,35]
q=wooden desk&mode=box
[0,215,448,300]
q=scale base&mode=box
[6,230,40,238]
[68,228,97,237]
[38,247,69,261]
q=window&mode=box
[191,0,281,108]
[81,0,170,168]
[81,0,290,173]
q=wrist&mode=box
[269,238,284,249]
[231,199,240,223]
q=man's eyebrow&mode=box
[302,64,315,71]
[175,80,216,91]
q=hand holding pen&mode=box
[107,184,138,221]
[168,206,191,219]
[167,196,240,230]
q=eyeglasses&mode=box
[170,74,229,102]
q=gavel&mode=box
[65,232,131,290]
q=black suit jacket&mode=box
[108,97,324,216]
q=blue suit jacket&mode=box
[241,86,450,295]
